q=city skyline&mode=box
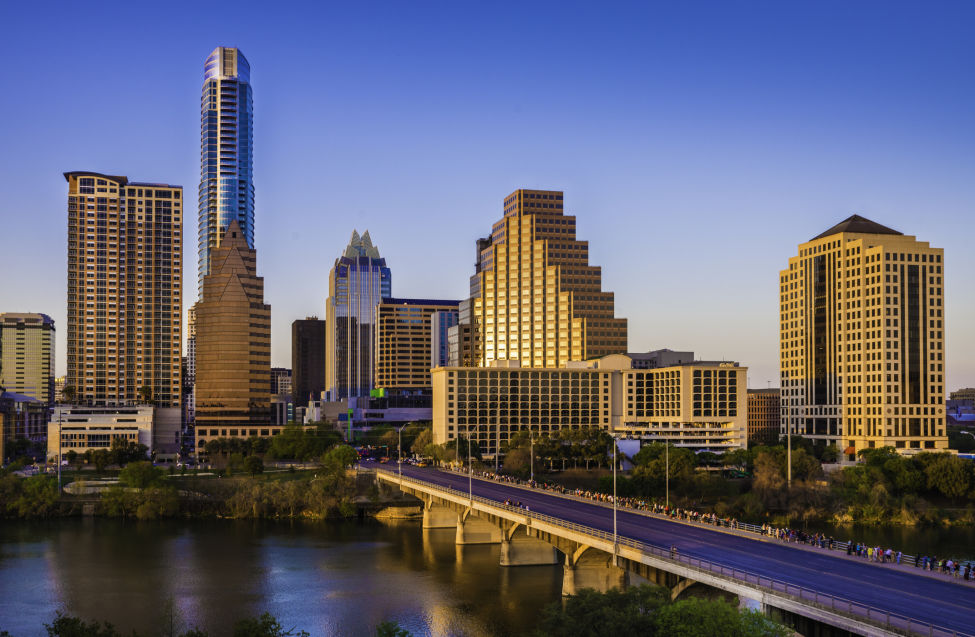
[1,2,974,390]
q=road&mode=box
[390,463,974,636]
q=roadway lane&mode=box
[394,464,975,636]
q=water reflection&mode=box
[0,519,562,637]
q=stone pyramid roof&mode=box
[812,215,903,241]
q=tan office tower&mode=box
[474,189,627,367]
[374,298,459,393]
[65,172,182,407]
[780,215,948,459]
[0,313,55,405]
[194,221,271,450]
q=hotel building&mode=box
[65,172,182,408]
[780,215,948,457]
[0,313,55,405]
[432,354,746,455]
[472,189,627,368]
[198,46,254,293]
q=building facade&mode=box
[431,309,459,369]
[432,354,746,456]
[291,317,325,407]
[374,298,460,394]
[628,349,694,370]
[747,388,780,445]
[0,390,48,462]
[198,46,254,293]
[65,172,182,408]
[325,230,391,400]
[780,215,948,458]
[0,313,55,405]
[472,189,628,368]
[271,367,292,398]
[47,405,161,460]
[194,221,273,451]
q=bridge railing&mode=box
[379,469,970,637]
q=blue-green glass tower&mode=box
[198,47,254,294]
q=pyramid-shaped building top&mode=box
[812,214,903,241]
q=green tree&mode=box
[924,454,971,498]
[410,428,433,456]
[244,455,265,476]
[376,621,412,637]
[653,598,790,637]
[118,461,162,488]
[534,585,669,636]
[323,445,358,470]
[232,612,309,637]
[138,384,153,405]
[44,612,123,637]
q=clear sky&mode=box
[1,1,973,390]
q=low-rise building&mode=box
[47,405,163,460]
[1,389,49,462]
[432,354,747,456]
[747,388,781,445]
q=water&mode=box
[0,519,562,637]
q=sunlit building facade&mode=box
[0,313,55,405]
[65,172,182,408]
[374,298,459,393]
[325,230,391,400]
[195,221,274,450]
[780,215,948,458]
[473,189,627,368]
[432,354,746,455]
[198,46,254,294]
[747,388,780,445]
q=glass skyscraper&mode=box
[325,231,391,400]
[198,47,254,294]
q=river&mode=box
[0,518,562,637]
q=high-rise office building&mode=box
[780,215,948,458]
[292,317,325,407]
[198,46,254,294]
[271,367,292,398]
[0,313,55,405]
[65,172,182,407]
[431,309,459,369]
[747,388,780,445]
[195,221,272,451]
[325,230,391,400]
[473,189,627,367]
[374,298,459,393]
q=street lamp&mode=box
[397,424,407,483]
[56,407,62,493]
[665,440,669,510]
[530,433,534,484]
[468,433,473,504]
[612,433,619,565]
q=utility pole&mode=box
[56,407,62,493]
[397,424,406,483]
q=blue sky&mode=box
[1,1,973,389]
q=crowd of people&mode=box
[449,465,974,581]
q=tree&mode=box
[45,612,124,637]
[376,621,412,637]
[61,386,76,404]
[653,598,791,637]
[244,455,264,476]
[323,445,358,470]
[923,454,971,499]
[410,429,433,456]
[232,612,309,637]
[119,461,162,489]
[138,385,153,405]
[534,585,669,636]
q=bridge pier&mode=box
[562,545,627,596]
[455,509,502,545]
[500,524,558,566]
[421,500,457,529]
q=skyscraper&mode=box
[780,215,948,458]
[291,318,325,408]
[374,298,459,393]
[325,230,391,400]
[0,313,55,405]
[473,189,627,367]
[198,46,254,294]
[430,309,459,369]
[195,221,271,451]
[65,172,182,407]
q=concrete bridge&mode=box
[375,466,973,637]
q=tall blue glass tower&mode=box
[198,47,254,294]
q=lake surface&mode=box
[0,518,562,637]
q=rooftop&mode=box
[812,214,903,241]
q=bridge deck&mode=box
[383,464,974,637]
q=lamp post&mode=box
[612,433,619,565]
[530,433,534,484]
[495,425,499,474]
[468,434,473,504]
[665,440,669,510]
[56,407,62,493]
[787,423,792,489]
[397,424,407,483]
